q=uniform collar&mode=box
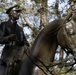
[8,19,17,24]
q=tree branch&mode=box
[21,11,35,29]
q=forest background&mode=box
[0,0,76,75]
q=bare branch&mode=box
[21,10,40,37]
[21,11,35,29]
[55,0,61,18]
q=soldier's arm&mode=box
[23,33,29,47]
[0,23,15,44]
[18,29,29,46]
[0,34,15,44]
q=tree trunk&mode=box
[39,0,48,30]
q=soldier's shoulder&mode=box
[0,21,9,29]
[0,22,4,26]
[0,21,8,25]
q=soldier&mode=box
[0,5,29,67]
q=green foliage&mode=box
[32,28,40,38]
[32,0,41,3]
[34,0,40,3]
